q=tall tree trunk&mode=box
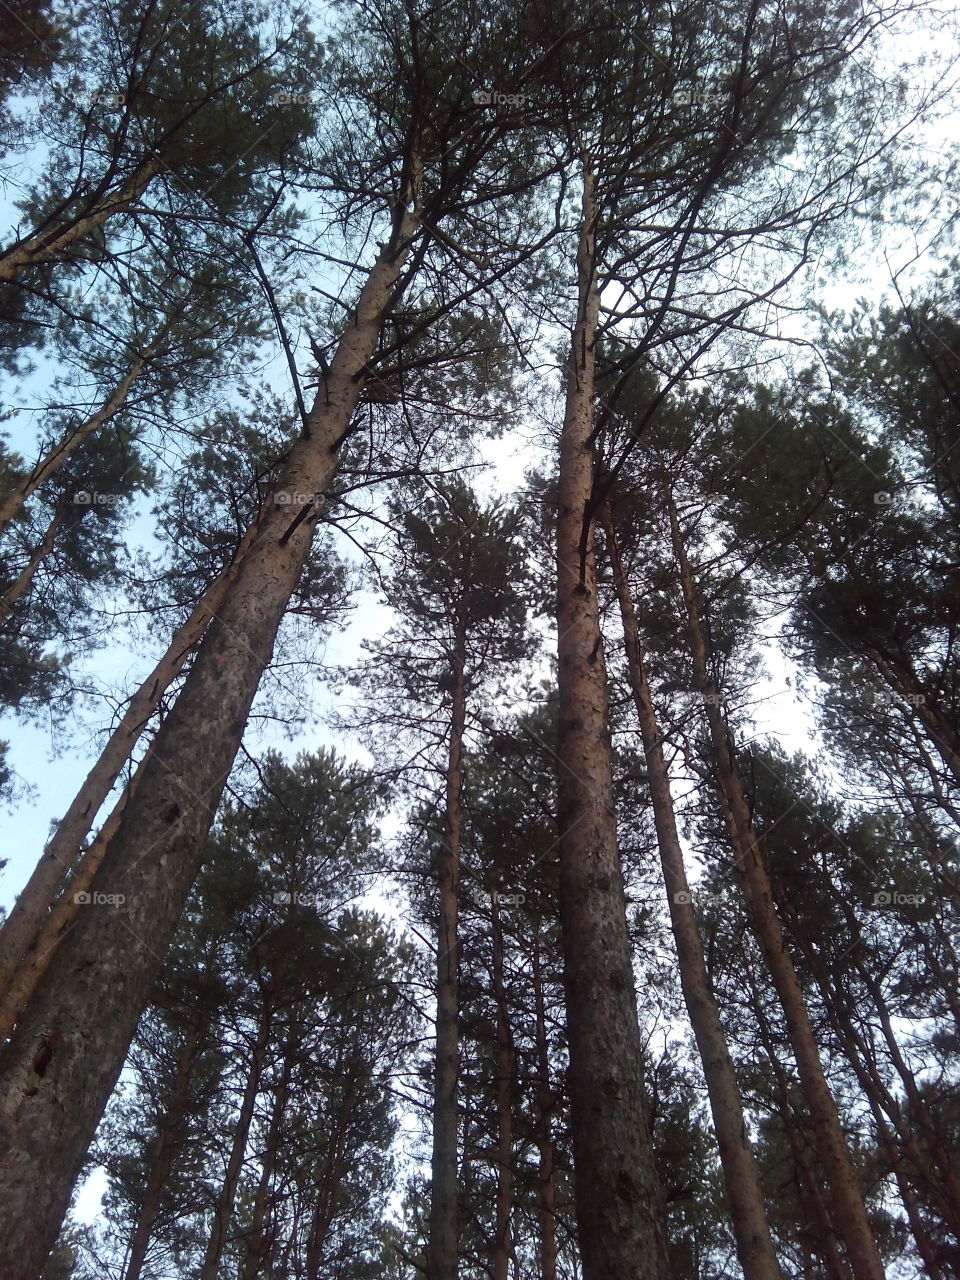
[237,1027,294,1280]
[490,892,514,1280]
[0,356,146,536]
[553,162,670,1280]
[602,512,782,1280]
[0,744,148,1042]
[532,933,557,1280]
[428,627,467,1280]
[0,497,68,622]
[199,996,272,1280]
[123,1007,211,1280]
[0,158,163,283]
[0,176,423,1280]
[667,485,886,1280]
[0,513,263,1007]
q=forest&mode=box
[0,0,959,1277]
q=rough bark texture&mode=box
[428,628,466,1280]
[0,356,146,536]
[0,497,67,621]
[0,193,421,1280]
[0,527,259,1008]
[553,165,671,1280]
[0,159,163,283]
[667,487,886,1280]
[603,513,783,1280]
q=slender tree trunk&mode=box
[532,934,557,1280]
[0,514,263,1006]
[602,512,782,1280]
[123,1009,210,1280]
[863,643,960,788]
[667,486,886,1280]
[0,498,68,621]
[428,627,467,1280]
[199,996,272,1280]
[553,163,670,1280]
[0,178,423,1280]
[237,1029,293,1280]
[0,357,146,536]
[0,744,149,1042]
[490,893,514,1280]
[0,159,163,283]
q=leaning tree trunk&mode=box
[0,744,150,1042]
[602,512,783,1280]
[0,355,146,536]
[553,162,671,1280]
[0,508,264,1006]
[237,1025,294,1280]
[0,496,69,622]
[428,626,467,1280]
[0,158,163,283]
[0,178,423,1280]
[667,485,887,1280]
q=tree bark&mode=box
[0,515,262,1008]
[0,159,163,283]
[0,497,68,622]
[428,626,467,1280]
[236,1027,294,1280]
[0,356,146,536]
[0,745,147,1042]
[602,511,783,1280]
[553,162,671,1280]
[0,177,422,1280]
[667,485,887,1280]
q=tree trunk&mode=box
[198,996,272,1280]
[553,163,670,1280]
[237,1027,294,1280]
[0,744,148,1042]
[0,498,68,622]
[428,627,467,1280]
[667,485,886,1280]
[0,159,163,283]
[0,516,262,1007]
[490,892,514,1280]
[532,934,557,1280]
[0,178,423,1280]
[602,512,782,1280]
[123,1008,210,1280]
[0,356,146,536]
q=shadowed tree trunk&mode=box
[602,510,783,1280]
[532,932,557,1280]
[490,891,514,1280]
[667,483,886,1280]
[553,161,670,1280]
[429,625,467,1280]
